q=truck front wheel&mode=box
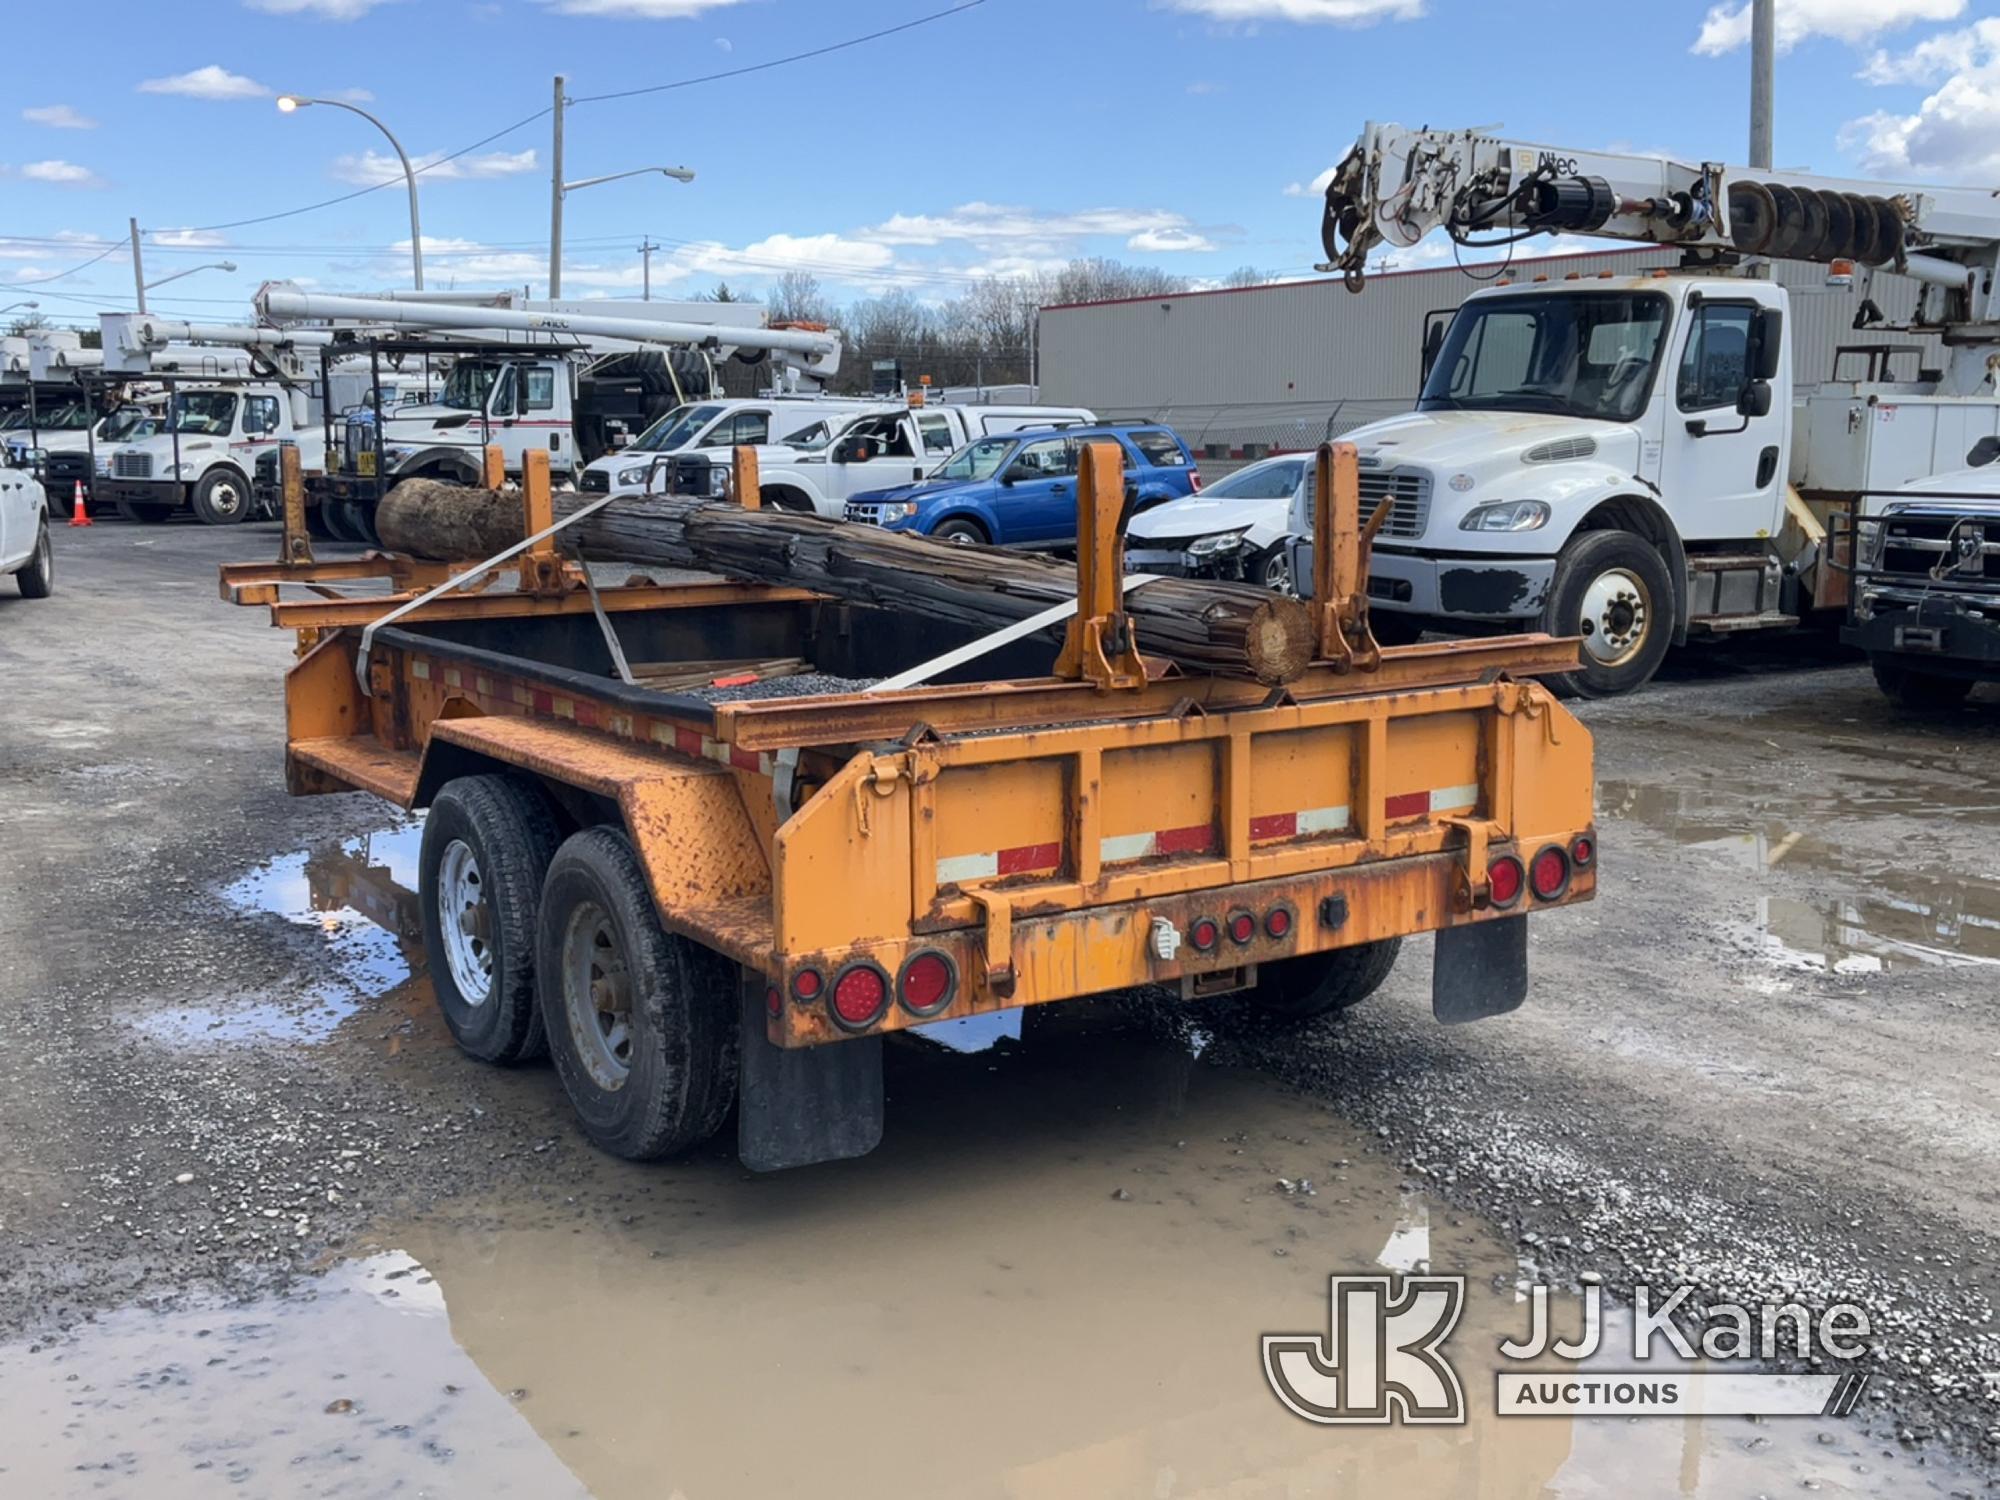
[1871,657,1975,709]
[1543,530,1675,698]
[537,827,739,1161]
[191,468,252,526]
[419,774,562,1065]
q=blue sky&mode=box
[3,0,1997,328]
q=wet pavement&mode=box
[6,526,2000,1497]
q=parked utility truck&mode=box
[1290,123,2000,696]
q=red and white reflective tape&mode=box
[1249,803,1352,843]
[655,721,772,775]
[1386,783,1479,821]
[936,841,1062,885]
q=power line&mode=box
[1,242,127,287]
[571,0,988,103]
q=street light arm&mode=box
[277,94,425,290]
[562,165,696,193]
[143,261,238,292]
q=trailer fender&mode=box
[416,714,775,961]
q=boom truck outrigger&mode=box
[220,439,1597,1170]
[1291,123,2000,698]
[251,283,845,544]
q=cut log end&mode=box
[1242,599,1318,685]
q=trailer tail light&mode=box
[1264,905,1293,939]
[1228,910,1256,946]
[1530,846,1572,902]
[791,967,824,1002]
[1487,854,1525,908]
[765,984,782,1018]
[898,951,957,1017]
[1570,834,1595,871]
[830,962,890,1031]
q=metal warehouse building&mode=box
[1038,246,1937,458]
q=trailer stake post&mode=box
[1055,440,1148,690]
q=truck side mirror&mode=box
[1753,307,1783,381]
[1736,379,1773,419]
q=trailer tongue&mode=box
[223,442,1597,1170]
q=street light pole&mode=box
[277,94,425,289]
[549,74,567,299]
[1749,0,1774,170]
[130,218,147,314]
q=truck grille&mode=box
[1879,514,1997,583]
[1357,462,1430,539]
[578,468,609,494]
[45,452,90,488]
[846,502,890,525]
[113,450,152,480]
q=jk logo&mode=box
[1263,1275,1467,1425]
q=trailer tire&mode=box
[1871,657,1974,709]
[537,827,739,1161]
[16,518,53,599]
[1243,937,1402,1024]
[305,502,334,540]
[419,774,563,1066]
[1542,530,1675,698]
[191,467,252,526]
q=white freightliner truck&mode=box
[1286,123,2000,697]
[251,283,843,542]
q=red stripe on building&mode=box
[996,841,1062,875]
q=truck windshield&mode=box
[39,404,94,431]
[100,409,154,442]
[168,392,239,435]
[631,404,724,452]
[931,436,1015,482]
[1419,292,1669,423]
[439,361,504,412]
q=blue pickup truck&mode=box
[844,424,1198,546]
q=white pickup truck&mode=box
[648,400,1097,515]
[576,395,895,498]
[0,449,53,598]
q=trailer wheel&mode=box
[537,827,739,1161]
[1871,657,1974,709]
[305,502,334,540]
[419,774,562,1065]
[1542,530,1675,698]
[1242,938,1402,1025]
[191,467,252,526]
[16,518,53,599]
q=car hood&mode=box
[850,477,969,505]
[1128,491,1290,541]
[1346,408,1642,473]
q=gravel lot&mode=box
[2,517,1997,1497]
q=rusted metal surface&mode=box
[1053,442,1149,690]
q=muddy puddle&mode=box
[4,1009,1979,1498]
[1604,778,2000,973]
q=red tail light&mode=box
[1228,910,1256,945]
[791,967,824,1001]
[1530,846,1571,902]
[1264,905,1293,939]
[1487,855,1525,908]
[1190,470,1203,492]
[830,962,890,1030]
[1190,916,1221,952]
[765,984,782,1018]
[1570,835,1595,870]
[898,951,957,1017]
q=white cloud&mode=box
[1157,0,1422,21]
[542,0,746,15]
[1841,16,2000,179]
[1128,227,1216,253]
[869,201,1204,250]
[1185,79,1223,94]
[246,0,395,15]
[1692,0,1963,56]
[22,105,96,129]
[1283,165,1338,198]
[330,147,539,184]
[337,87,376,103]
[151,228,231,249]
[19,160,103,188]
[138,65,272,100]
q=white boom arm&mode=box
[1318,122,2000,330]
[99,312,337,377]
[251,282,844,383]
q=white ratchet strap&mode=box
[863,573,1169,695]
[354,492,620,693]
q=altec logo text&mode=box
[1263,1277,1873,1425]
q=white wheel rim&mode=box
[1578,567,1651,667]
[209,479,243,516]
[437,839,494,1004]
[562,900,632,1091]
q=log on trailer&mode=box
[377,483,1317,684]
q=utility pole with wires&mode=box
[638,237,659,301]
[130,218,147,314]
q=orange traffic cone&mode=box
[69,479,91,527]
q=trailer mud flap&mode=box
[1432,917,1527,1024]
[737,995,884,1172]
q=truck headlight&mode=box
[1460,501,1551,532]
[1187,530,1250,558]
[879,502,919,520]
[616,466,652,488]
[707,466,731,497]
